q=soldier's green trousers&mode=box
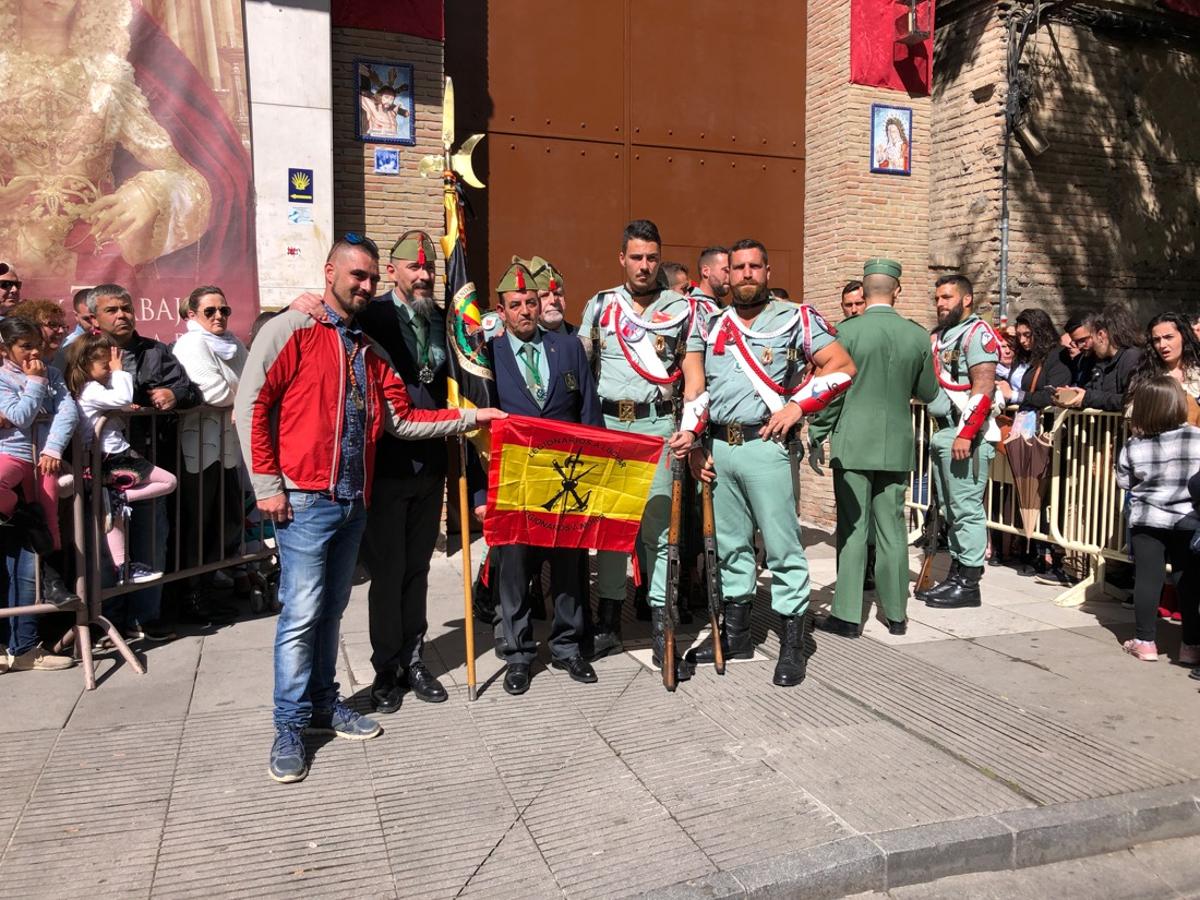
[929,428,996,568]
[596,411,673,607]
[832,469,909,623]
[710,436,810,616]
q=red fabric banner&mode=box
[850,0,935,96]
[331,0,444,41]
[484,415,665,552]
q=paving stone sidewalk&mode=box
[2,527,1198,899]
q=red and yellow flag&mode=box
[484,415,664,552]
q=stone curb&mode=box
[642,780,1200,899]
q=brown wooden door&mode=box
[447,0,806,317]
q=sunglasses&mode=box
[344,232,379,255]
[202,306,232,319]
[0,280,21,291]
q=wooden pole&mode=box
[458,437,478,700]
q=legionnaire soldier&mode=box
[530,256,576,335]
[808,259,938,638]
[918,274,1001,609]
[690,246,730,310]
[474,260,603,695]
[579,219,706,680]
[679,239,856,686]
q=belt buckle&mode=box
[727,423,744,446]
[618,399,636,423]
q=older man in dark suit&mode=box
[474,260,604,695]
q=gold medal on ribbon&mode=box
[655,335,666,354]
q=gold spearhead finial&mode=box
[419,76,485,188]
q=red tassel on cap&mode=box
[516,267,525,290]
[417,243,426,267]
[549,277,558,291]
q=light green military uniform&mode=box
[808,262,938,624]
[927,313,999,568]
[688,300,835,615]
[581,285,696,608]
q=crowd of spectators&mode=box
[0,278,263,673]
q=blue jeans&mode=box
[5,547,38,655]
[272,491,367,729]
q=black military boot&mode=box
[589,597,624,660]
[650,607,692,682]
[41,561,81,610]
[916,558,960,603]
[687,602,754,665]
[925,565,983,608]
[863,545,877,591]
[773,614,808,687]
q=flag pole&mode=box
[458,433,477,701]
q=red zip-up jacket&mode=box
[235,310,474,505]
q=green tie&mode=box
[518,343,544,403]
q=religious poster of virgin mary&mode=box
[870,104,913,176]
[0,0,258,342]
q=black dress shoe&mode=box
[404,661,448,703]
[503,663,531,695]
[371,673,403,714]
[887,619,908,636]
[550,655,597,684]
[813,614,861,638]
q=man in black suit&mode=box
[474,260,604,696]
[356,230,451,712]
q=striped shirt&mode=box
[1115,424,1200,530]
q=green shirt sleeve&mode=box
[686,304,713,353]
[965,322,1000,369]
[805,307,836,356]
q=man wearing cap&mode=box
[918,274,1001,609]
[529,255,576,335]
[343,230,458,712]
[680,239,856,686]
[474,260,603,696]
[808,259,938,638]
[579,219,706,681]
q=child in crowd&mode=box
[0,317,80,608]
[65,334,177,585]
[1115,375,1200,664]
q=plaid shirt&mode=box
[1116,424,1200,530]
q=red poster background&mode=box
[849,0,935,96]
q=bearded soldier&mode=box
[918,274,1001,609]
[679,239,856,686]
[579,219,706,680]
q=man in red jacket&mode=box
[236,235,503,784]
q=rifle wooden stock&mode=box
[663,455,684,692]
[700,482,725,674]
[915,472,941,595]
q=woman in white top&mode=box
[171,285,248,614]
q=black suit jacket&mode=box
[1018,347,1074,411]
[357,294,449,479]
[471,329,602,506]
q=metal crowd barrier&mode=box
[906,403,1130,607]
[1,406,275,691]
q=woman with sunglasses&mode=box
[172,285,248,624]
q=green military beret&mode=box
[863,257,902,279]
[529,255,564,292]
[496,258,538,294]
[390,230,438,265]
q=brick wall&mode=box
[331,28,445,296]
[931,0,1200,325]
[800,0,934,528]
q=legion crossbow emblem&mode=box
[541,452,594,514]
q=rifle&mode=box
[700,482,725,674]
[663,453,684,692]
[915,468,941,594]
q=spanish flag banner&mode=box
[484,415,665,552]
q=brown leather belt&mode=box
[710,422,768,445]
[601,398,675,422]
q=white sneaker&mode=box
[124,562,162,585]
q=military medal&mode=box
[761,347,774,364]
[419,365,434,384]
[535,387,546,402]
[564,372,578,391]
[655,335,666,354]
